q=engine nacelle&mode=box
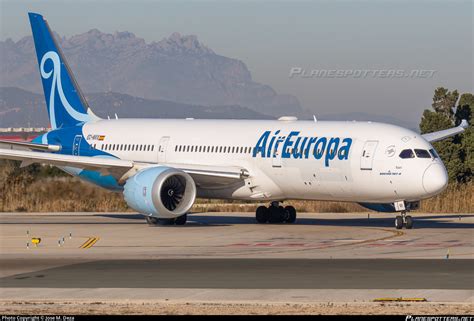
[123,166,196,218]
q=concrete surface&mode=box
[0,211,473,309]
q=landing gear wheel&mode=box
[268,206,284,223]
[157,218,176,225]
[395,216,403,229]
[175,214,187,225]
[405,215,413,229]
[285,206,297,223]
[256,206,269,223]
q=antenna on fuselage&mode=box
[115,113,119,120]
[313,115,317,122]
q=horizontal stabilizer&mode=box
[0,139,61,152]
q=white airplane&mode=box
[0,13,469,229]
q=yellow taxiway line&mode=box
[373,298,427,302]
[80,237,99,249]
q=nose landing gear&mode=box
[255,201,297,224]
[395,211,413,229]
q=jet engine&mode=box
[123,166,196,218]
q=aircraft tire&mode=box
[157,218,176,225]
[395,216,403,229]
[175,214,187,225]
[268,206,283,223]
[256,206,269,223]
[285,206,297,223]
[405,215,413,229]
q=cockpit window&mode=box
[399,149,415,159]
[414,149,431,158]
[429,148,439,159]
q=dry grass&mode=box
[418,183,474,213]
[0,161,472,213]
[0,177,128,212]
[0,300,471,315]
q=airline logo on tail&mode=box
[29,12,98,129]
[40,51,91,128]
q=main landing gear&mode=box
[256,201,297,224]
[395,211,413,229]
[146,214,187,226]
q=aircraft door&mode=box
[72,135,82,156]
[272,143,283,168]
[157,136,170,163]
[360,140,378,170]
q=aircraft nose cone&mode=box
[422,163,448,195]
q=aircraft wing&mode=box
[422,119,469,143]
[0,139,61,152]
[0,148,249,188]
[163,162,249,188]
[0,148,134,176]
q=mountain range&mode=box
[0,30,304,117]
[0,87,273,128]
[0,29,418,130]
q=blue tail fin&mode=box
[29,13,98,129]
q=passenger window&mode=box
[429,149,439,159]
[415,149,431,158]
[399,149,415,159]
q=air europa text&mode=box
[253,130,352,167]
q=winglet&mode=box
[422,119,469,143]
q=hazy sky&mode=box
[0,0,472,124]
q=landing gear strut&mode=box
[146,214,187,226]
[255,202,297,224]
[395,211,413,229]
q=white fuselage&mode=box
[81,118,448,203]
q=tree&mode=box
[420,88,472,183]
[431,87,459,119]
[454,93,473,182]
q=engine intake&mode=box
[123,166,196,218]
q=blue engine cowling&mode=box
[123,166,196,218]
